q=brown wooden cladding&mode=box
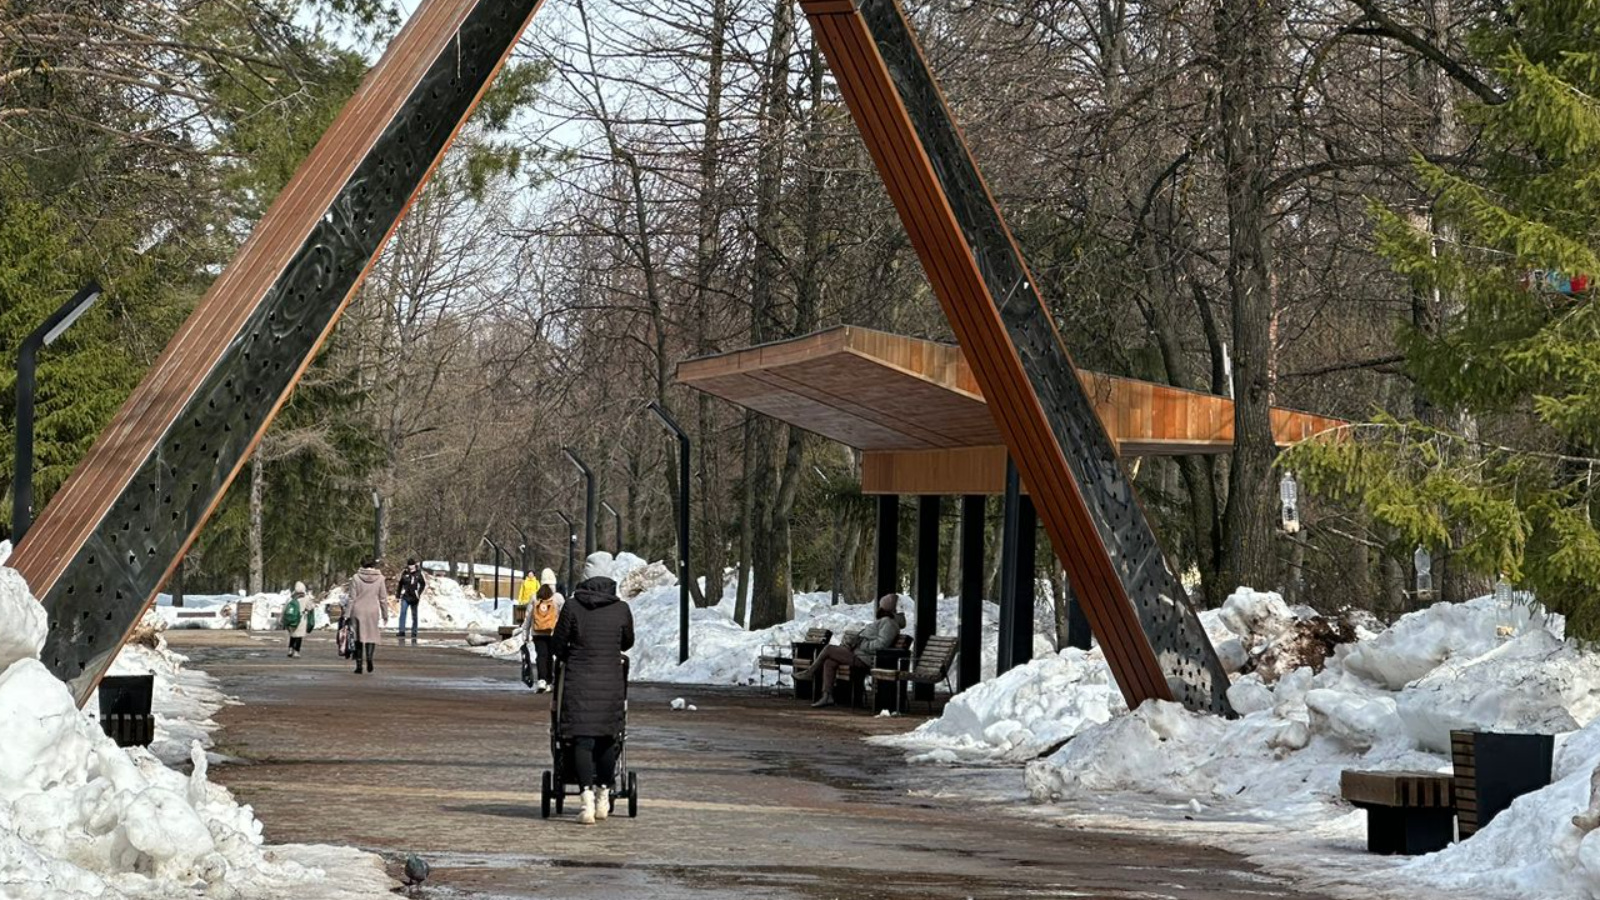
[10,0,544,704]
[798,0,1170,707]
[677,325,1346,462]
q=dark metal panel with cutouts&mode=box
[39,0,540,703]
[856,0,1232,714]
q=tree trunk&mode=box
[1214,0,1281,594]
[248,455,265,595]
[745,0,797,631]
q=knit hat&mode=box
[541,567,557,586]
[877,594,899,614]
[293,581,307,595]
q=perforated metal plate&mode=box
[825,0,1232,714]
[31,0,542,703]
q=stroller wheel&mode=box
[540,771,552,819]
[627,772,638,818]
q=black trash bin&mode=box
[1452,730,1555,837]
[98,674,155,748]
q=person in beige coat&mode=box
[346,559,389,674]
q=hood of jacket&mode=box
[356,567,384,583]
[572,576,620,610]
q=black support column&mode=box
[875,494,900,599]
[1064,577,1092,651]
[915,495,941,702]
[998,459,1036,675]
[958,495,985,691]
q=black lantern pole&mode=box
[647,401,691,665]
[562,447,596,561]
[12,281,102,543]
[600,501,622,554]
[553,510,576,594]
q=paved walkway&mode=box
[170,630,1336,900]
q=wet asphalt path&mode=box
[167,630,1339,900]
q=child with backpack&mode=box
[283,581,315,658]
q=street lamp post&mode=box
[12,281,102,543]
[370,491,382,562]
[600,501,622,554]
[511,523,532,574]
[553,510,576,593]
[647,401,691,665]
[562,447,596,561]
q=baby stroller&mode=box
[540,656,638,819]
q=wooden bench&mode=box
[829,633,914,709]
[498,625,517,640]
[1340,770,1455,855]
[757,628,831,692]
[872,634,959,713]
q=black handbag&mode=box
[520,643,536,688]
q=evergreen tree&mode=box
[1287,0,1600,636]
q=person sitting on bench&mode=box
[795,595,902,708]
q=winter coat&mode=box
[517,574,539,605]
[849,615,901,667]
[397,567,426,603]
[346,567,389,643]
[551,577,633,737]
[288,598,310,639]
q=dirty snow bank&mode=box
[889,586,1600,899]
[0,567,392,899]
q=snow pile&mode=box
[1024,593,1590,801]
[0,540,10,566]
[877,588,1600,898]
[873,648,1124,763]
[321,575,509,632]
[0,567,391,898]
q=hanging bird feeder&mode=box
[1279,472,1301,535]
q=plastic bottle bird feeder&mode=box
[1279,473,1301,535]
[1413,546,1433,597]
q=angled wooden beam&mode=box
[10,0,547,705]
[799,0,1232,713]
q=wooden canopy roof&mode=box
[676,326,1345,494]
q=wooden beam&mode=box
[11,0,547,705]
[799,0,1230,713]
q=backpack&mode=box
[282,597,302,630]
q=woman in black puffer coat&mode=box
[551,575,634,824]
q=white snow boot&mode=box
[577,789,597,825]
[594,787,610,821]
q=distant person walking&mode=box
[282,581,314,658]
[551,576,633,825]
[347,559,389,674]
[520,584,562,691]
[396,558,426,639]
